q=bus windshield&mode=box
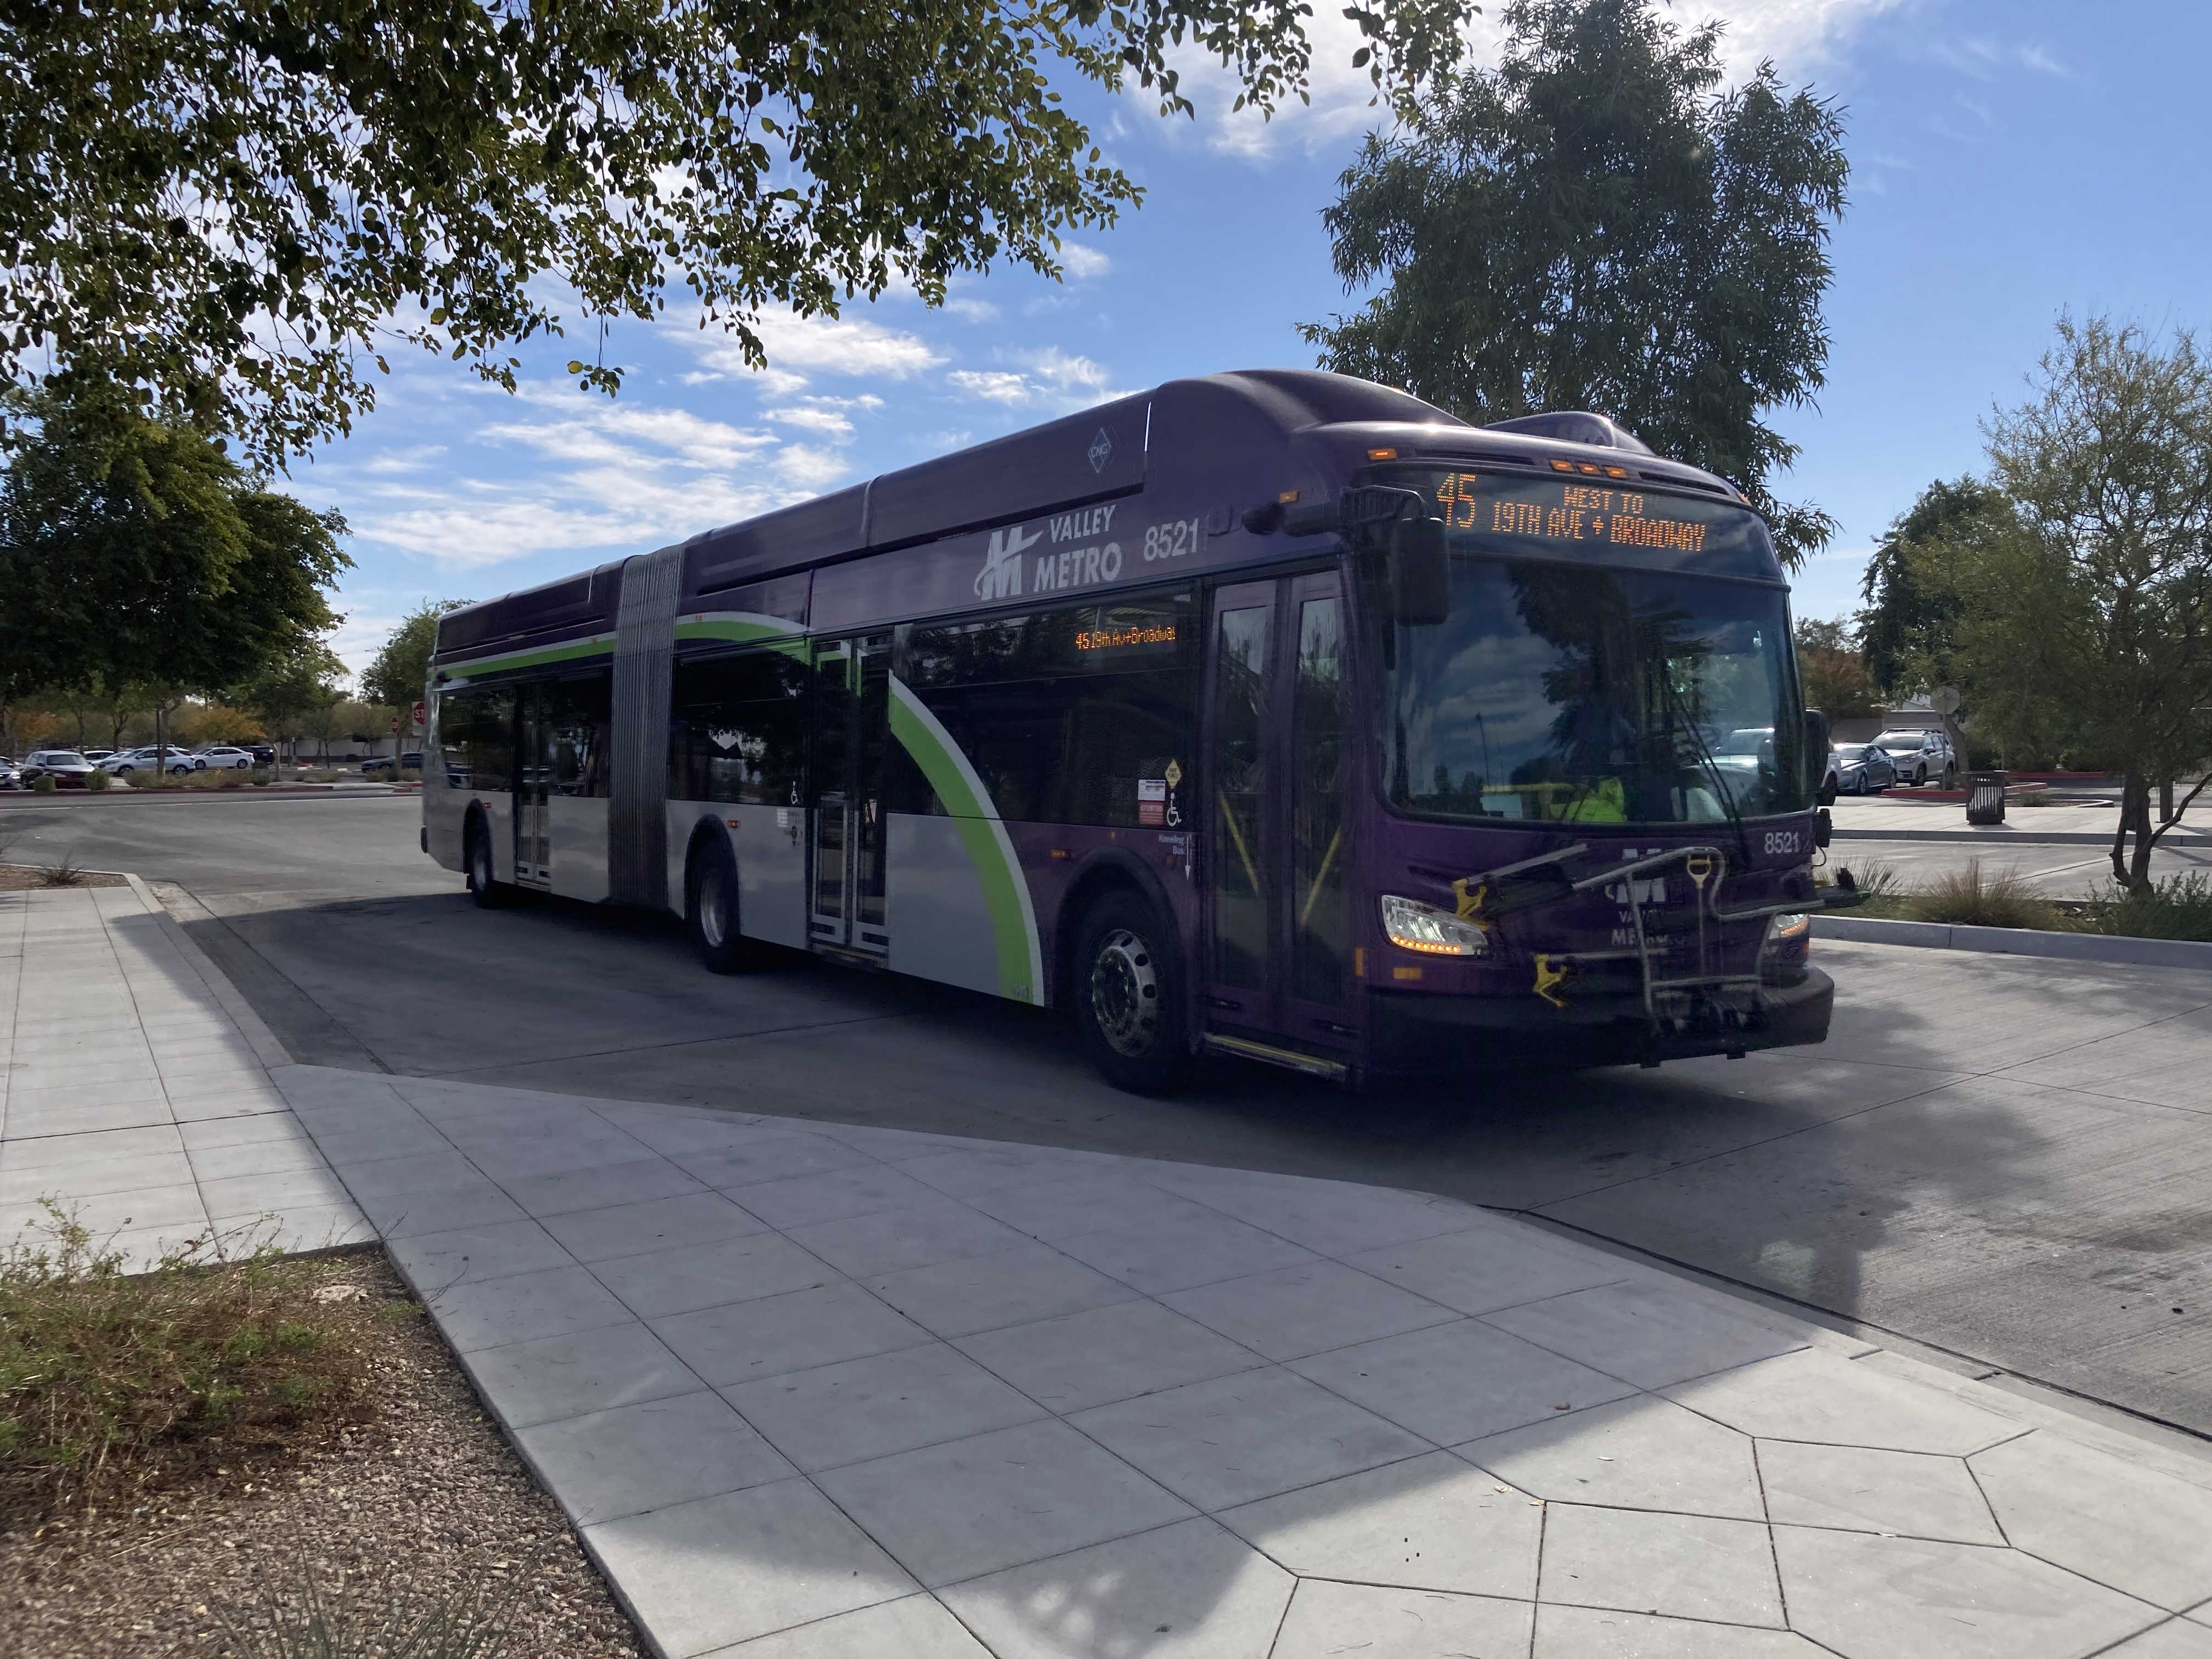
[1365,556,1808,826]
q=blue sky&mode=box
[285,0,2212,677]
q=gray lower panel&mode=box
[664,803,810,946]
[884,812,999,996]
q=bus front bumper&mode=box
[1367,967,1834,1075]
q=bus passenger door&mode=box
[809,635,893,957]
[514,682,553,889]
[1203,573,1355,1061]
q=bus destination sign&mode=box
[1395,468,1777,579]
[1432,472,1713,554]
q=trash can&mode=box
[1966,770,2008,825]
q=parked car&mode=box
[1871,729,1957,789]
[246,744,276,766]
[193,746,258,770]
[1830,742,1900,795]
[20,749,97,787]
[101,746,196,776]
[0,757,20,790]
[80,748,115,763]
[361,751,425,778]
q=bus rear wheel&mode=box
[1074,891,1188,1096]
[688,842,752,974]
[465,816,509,909]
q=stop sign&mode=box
[410,699,426,731]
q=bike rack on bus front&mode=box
[1456,843,1863,1053]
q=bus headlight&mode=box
[1760,911,1810,983]
[1380,894,1490,956]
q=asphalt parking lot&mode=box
[3,791,2208,1442]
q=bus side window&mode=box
[901,591,1196,827]
[549,670,612,798]
[670,650,808,805]
[443,686,514,792]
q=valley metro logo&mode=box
[973,522,1041,601]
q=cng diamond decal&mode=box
[1088,428,1113,473]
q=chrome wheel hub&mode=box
[700,867,729,947]
[1090,927,1160,1057]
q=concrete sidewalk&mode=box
[0,883,369,1265]
[1829,795,2212,843]
[7,886,2212,1658]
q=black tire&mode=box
[1073,890,1189,1095]
[1912,766,1927,788]
[1941,765,1956,790]
[465,814,509,908]
[687,840,753,973]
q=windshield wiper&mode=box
[1661,679,1752,866]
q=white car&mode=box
[1870,728,1957,789]
[193,747,258,770]
[101,746,196,776]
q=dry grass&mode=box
[36,850,90,887]
[0,1207,378,1531]
[1908,860,2064,930]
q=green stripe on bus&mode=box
[887,678,1043,1005]
[447,637,614,675]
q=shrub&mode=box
[0,1204,375,1526]
[35,853,88,887]
[84,769,111,792]
[32,773,54,793]
[2075,871,2212,941]
[210,1549,537,1659]
[1909,860,2063,930]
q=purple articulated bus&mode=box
[422,369,1854,1092]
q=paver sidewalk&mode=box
[8,886,2212,1658]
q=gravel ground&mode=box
[1,1250,647,1658]
[0,864,129,890]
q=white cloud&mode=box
[319,376,853,575]
[944,296,1001,323]
[766,404,855,438]
[945,348,1133,415]
[684,307,946,386]
[1183,0,1900,163]
[1058,242,1112,280]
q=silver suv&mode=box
[1871,728,1957,789]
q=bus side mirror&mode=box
[1803,708,1831,802]
[1391,516,1451,626]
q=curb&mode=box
[1831,826,2212,847]
[121,871,296,1067]
[1814,912,2212,972]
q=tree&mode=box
[2,0,1474,470]
[362,599,470,712]
[1929,317,2212,891]
[1857,477,2006,697]
[1301,0,1847,566]
[0,385,351,743]
[235,642,349,763]
[1793,617,1878,719]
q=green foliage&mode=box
[1922,317,2212,889]
[1855,476,2006,697]
[1793,616,1878,719]
[2076,872,2212,941]
[30,773,53,794]
[363,599,470,711]
[1301,0,1847,566]
[0,383,351,705]
[1,0,1474,470]
[0,1205,375,1526]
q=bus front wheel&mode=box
[1074,891,1189,1096]
[687,842,752,974]
[465,816,509,909]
